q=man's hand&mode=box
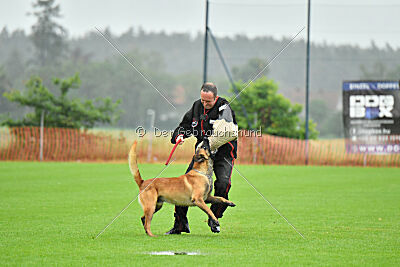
[176,134,185,145]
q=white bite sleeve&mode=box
[208,119,238,151]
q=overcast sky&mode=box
[1,0,400,48]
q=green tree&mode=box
[387,65,400,79]
[319,111,344,138]
[360,61,400,80]
[5,49,25,82]
[227,77,318,139]
[309,99,329,126]
[360,61,387,79]
[309,99,345,138]
[30,0,67,66]
[1,74,121,129]
[232,58,267,82]
[0,66,16,115]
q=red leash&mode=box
[165,138,182,165]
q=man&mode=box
[166,82,238,234]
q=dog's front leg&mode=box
[191,197,219,226]
[205,195,236,207]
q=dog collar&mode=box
[192,169,212,182]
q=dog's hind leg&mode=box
[205,195,236,207]
[143,209,155,237]
[141,201,163,226]
[154,201,164,214]
[140,190,158,237]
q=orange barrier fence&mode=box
[0,127,399,167]
[238,132,400,167]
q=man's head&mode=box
[200,82,218,110]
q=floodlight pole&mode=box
[305,0,311,165]
[203,0,209,83]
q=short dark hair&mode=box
[201,82,217,98]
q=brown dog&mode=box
[129,138,235,237]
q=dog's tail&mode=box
[129,141,143,187]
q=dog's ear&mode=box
[202,137,211,153]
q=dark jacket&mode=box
[171,96,238,160]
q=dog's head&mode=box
[194,137,211,163]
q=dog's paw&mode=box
[208,218,220,233]
[212,225,220,233]
[227,202,236,207]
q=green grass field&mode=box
[0,161,399,266]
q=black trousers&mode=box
[174,156,235,226]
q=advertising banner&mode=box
[342,81,400,154]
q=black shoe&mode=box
[208,218,220,233]
[165,227,181,235]
[165,225,190,235]
[165,210,190,235]
[165,222,190,235]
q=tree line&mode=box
[1,0,399,138]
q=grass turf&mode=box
[0,161,399,265]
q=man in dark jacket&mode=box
[166,82,238,234]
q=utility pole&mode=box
[203,0,209,83]
[305,0,311,165]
